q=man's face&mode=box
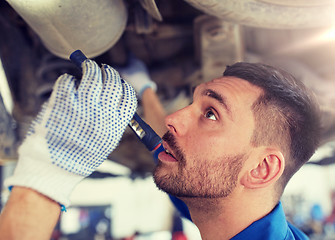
[153,76,263,199]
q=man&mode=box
[152,62,321,239]
[0,58,320,239]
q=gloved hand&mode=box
[118,55,157,99]
[5,60,137,207]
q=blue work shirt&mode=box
[232,202,309,240]
[170,195,308,240]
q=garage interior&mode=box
[1,0,335,239]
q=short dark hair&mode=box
[223,62,321,197]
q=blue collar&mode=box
[231,202,308,240]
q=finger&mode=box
[100,64,123,107]
[118,80,137,124]
[42,73,77,130]
[78,59,103,100]
[50,73,77,103]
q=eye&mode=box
[204,108,217,121]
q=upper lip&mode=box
[162,141,178,161]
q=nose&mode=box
[165,106,193,136]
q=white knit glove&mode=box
[5,60,137,207]
[118,55,157,99]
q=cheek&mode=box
[184,133,225,161]
[207,128,250,158]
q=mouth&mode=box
[158,142,178,162]
[165,147,176,158]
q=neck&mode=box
[181,191,277,240]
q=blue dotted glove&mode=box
[5,60,137,206]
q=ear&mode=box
[241,150,285,189]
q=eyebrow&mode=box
[201,89,232,118]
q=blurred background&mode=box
[1,0,335,239]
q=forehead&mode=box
[193,76,263,109]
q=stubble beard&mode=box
[153,131,245,199]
